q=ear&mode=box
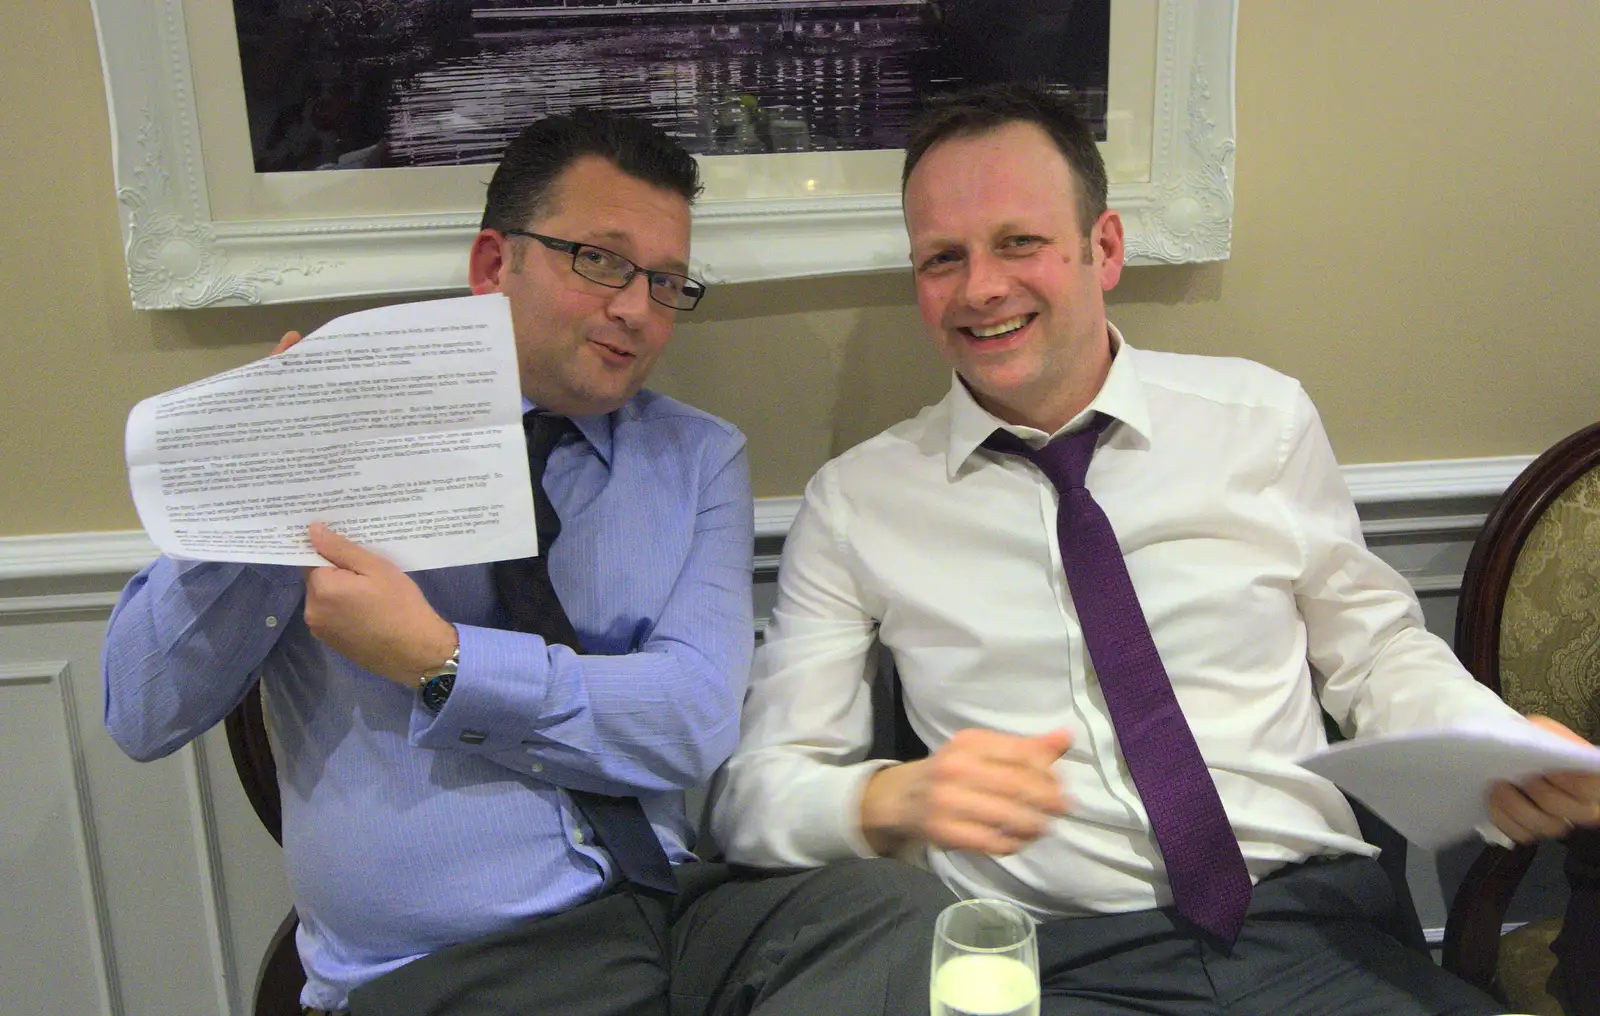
[1092,210,1125,292]
[467,229,508,295]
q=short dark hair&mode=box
[480,108,702,233]
[902,84,1107,237]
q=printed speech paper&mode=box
[125,294,538,571]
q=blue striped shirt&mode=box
[103,389,754,1009]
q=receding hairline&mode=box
[904,118,1072,175]
[902,121,1090,213]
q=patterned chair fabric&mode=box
[1495,464,1600,1015]
[1498,464,1600,742]
[1443,423,1600,1016]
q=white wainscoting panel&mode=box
[0,661,121,1015]
[0,590,286,1015]
[193,723,294,1016]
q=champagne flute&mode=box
[929,898,1040,1016]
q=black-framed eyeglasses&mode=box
[503,230,707,311]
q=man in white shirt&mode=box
[711,84,1600,1015]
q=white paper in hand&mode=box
[125,294,539,571]
[1299,718,1600,849]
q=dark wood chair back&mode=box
[1443,422,1600,1006]
[223,680,307,1016]
[224,679,283,845]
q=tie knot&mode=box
[984,414,1109,492]
[524,412,573,469]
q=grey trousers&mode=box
[1035,856,1503,1016]
[346,857,956,1016]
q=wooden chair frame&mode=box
[1442,422,1600,995]
[223,679,306,1015]
[223,679,282,845]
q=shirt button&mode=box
[265,616,278,628]
[530,761,543,772]
[573,829,585,845]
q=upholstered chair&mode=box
[1444,422,1600,1016]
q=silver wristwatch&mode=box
[418,644,460,714]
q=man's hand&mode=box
[1488,715,1600,844]
[303,522,458,688]
[860,728,1072,857]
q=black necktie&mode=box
[492,412,677,895]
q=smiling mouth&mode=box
[960,314,1035,340]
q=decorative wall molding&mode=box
[90,0,1239,307]
[1343,455,1534,505]
[753,455,1534,541]
[0,454,1538,581]
[0,530,164,581]
[0,592,125,620]
[752,498,805,542]
[0,661,126,1016]
[1360,513,1487,538]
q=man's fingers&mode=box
[1515,717,1600,827]
[919,728,1073,856]
[1489,781,1570,843]
[927,781,1057,842]
[1487,782,1541,844]
[931,744,1068,816]
[1529,773,1600,827]
[946,727,1072,767]
[949,759,1069,816]
[1547,771,1600,825]
[308,521,388,576]
[1526,714,1587,743]
[926,816,1031,856]
[1024,728,1075,763]
[271,330,303,355]
[881,728,1077,856]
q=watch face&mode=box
[421,672,455,714]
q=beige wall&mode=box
[3,2,1597,536]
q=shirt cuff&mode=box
[782,759,899,863]
[410,623,551,752]
[844,759,903,858]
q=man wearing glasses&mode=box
[104,109,949,1016]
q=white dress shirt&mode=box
[712,327,1521,919]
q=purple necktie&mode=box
[986,415,1252,943]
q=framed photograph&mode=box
[92,0,1237,309]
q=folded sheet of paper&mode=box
[125,293,539,571]
[1300,717,1600,849]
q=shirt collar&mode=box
[520,396,615,465]
[943,322,1152,479]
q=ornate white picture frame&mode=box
[91,0,1237,309]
